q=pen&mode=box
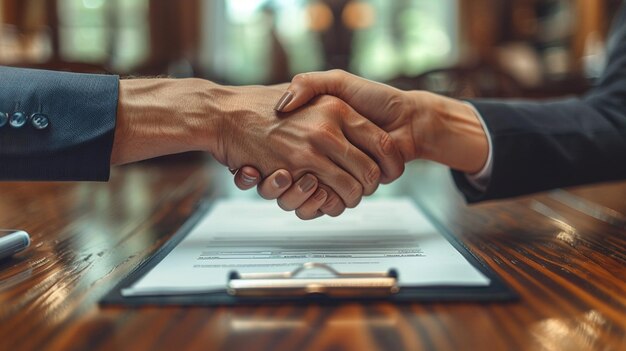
[0,230,30,261]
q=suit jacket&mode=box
[453,5,626,203]
[0,67,118,181]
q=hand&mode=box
[238,70,489,218]
[276,70,489,173]
[214,84,405,208]
[235,71,421,220]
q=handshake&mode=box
[113,70,490,219]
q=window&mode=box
[205,0,458,84]
[58,0,149,71]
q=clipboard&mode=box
[101,199,517,306]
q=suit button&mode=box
[9,112,28,128]
[0,112,8,127]
[31,113,50,130]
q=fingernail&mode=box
[314,189,327,201]
[274,91,293,111]
[298,175,316,193]
[272,172,290,188]
[241,173,257,185]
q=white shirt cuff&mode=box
[464,103,493,192]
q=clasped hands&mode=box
[223,70,489,219]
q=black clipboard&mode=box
[101,198,517,306]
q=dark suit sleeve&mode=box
[452,7,626,203]
[0,67,119,181]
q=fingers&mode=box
[268,172,326,220]
[233,166,261,190]
[246,169,347,220]
[276,174,319,211]
[308,122,379,197]
[234,166,349,219]
[318,185,346,217]
[257,169,293,199]
[295,187,327,220]
[341,114,405,184]
[312,155,365,208]
[283,182,346,220]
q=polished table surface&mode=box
[0,155,624,351]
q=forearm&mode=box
[111,78,225,165]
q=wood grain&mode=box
[0,158,624,351]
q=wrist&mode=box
[210,85,286,170]
[410,92,489,173]
[112,78,223,164]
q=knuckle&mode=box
[383,162,405,184]
[318,96,349,116]
[344,181,363,208]
[362,165,381,196]
[384,92,407,115]
[366,164,381,185]
[378,132,395,156]
[315,122,337,137]
[292,73,309,85]
[312,122,341,145]
[321,195,340,211]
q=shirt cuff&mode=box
[464,103,493,192]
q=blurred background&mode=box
[0,0,622,99]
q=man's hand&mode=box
[213,85,404,208]
[235,70,490,218]
[277,70,489,172]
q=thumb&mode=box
[275,70,355,113]
[233,166,262,190]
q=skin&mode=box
[111,78,405,211]
[235,70,489,219]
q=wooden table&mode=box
[0,156,624,351]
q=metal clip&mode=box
[227,262,399,297]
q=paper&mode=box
[122,198,490,296]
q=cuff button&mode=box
[31,113,50,130]
[9,112,27,128]
[0,112,8,127]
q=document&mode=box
[122,198,490,296]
